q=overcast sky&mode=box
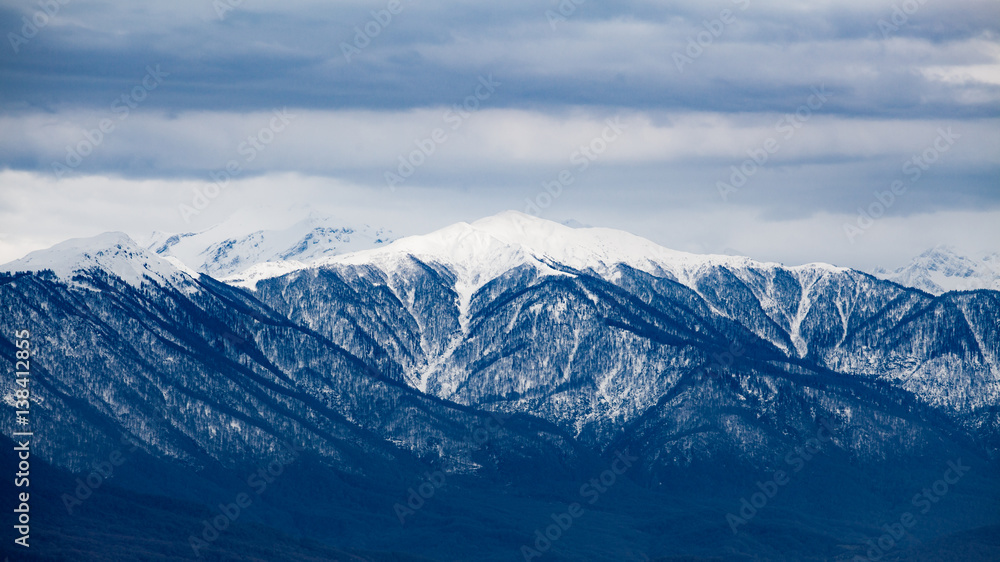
[1,0,998,270]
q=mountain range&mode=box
[142,210,393,279]
[1,211,997,561]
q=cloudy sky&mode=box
[1,0,998,270]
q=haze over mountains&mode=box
[1,211,998,560]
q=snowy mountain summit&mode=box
[146,210,393,279]
[0,231,195,289]
[238,210,845,293]
[873,245,1000,294]
[334,210,743,280]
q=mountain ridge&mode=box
[3,212,997,421]
[144,209,393,279]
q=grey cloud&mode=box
[1,0,997,116]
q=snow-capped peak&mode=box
[324,211,835,292]
[0,232,196,290]
[873,245,1000,294]
[149,210,393,279]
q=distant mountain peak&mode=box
[0,231,194,289]
[146,209,394,279]
[874,245,1000,294]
